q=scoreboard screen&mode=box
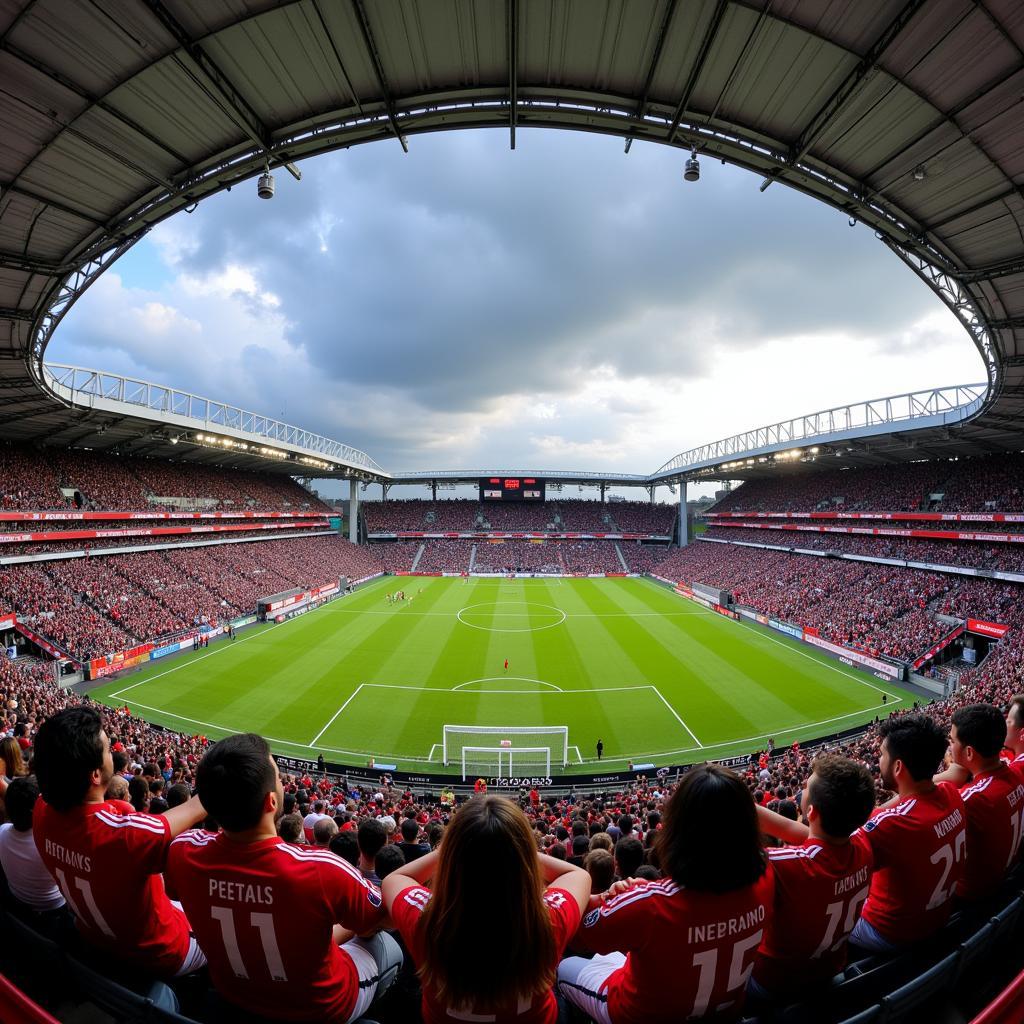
[479,477,546,502]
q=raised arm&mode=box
[381,848,439,911]
[756,802,809,844]
[538,853,592,916]
[163,793,207,839]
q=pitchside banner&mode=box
[0,520,329,545]
[801,631,902,679]
[0,510,328,522]
[709,520,1024,545]
[90,642,154,679]
[706,511,1024,524]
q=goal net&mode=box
[442,724,569,771]
[460,746,552,781]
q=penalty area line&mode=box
[310,684,365,747]
[647,685,704,748]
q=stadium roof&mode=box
[1,0,1022,482]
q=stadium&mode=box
[1,2,1024,1023]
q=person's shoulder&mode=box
[170,828,218,852]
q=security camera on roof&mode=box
[257,167,275,200]
[684,149,700,182]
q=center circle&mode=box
[456,601,567,633]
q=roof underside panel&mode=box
[0,0,1020,478]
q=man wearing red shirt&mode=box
[941,704,1024,901]
[849,714,966,953]
[751,755,875,1001]
[166,733,401,1023]
[1005,694,1024,781]
[32,706,207,977]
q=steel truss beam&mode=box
[789,0,927,165]
[883,238,1001,391]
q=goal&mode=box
[460,746,552,781]
[442,724,569,772]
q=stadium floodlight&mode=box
[257,163,275,200]
[913,165,926,181]
[684,148,700,182]
[848,216,857,227]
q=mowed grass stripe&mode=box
[92,577,917,771]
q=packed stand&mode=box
[0,442,330,513]
[375,541,423,573]
[606,500,677,534]
[652,542,975,661]
[712,454,1024,515]
[0,536,382,661]
[472,541,564,574]
[412,540,471,574]
[703,524,1024,574]
[3,657,1024,1023]
[619,542,669,573]
[559,541,624,574]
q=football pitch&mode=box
[91,576,917,775]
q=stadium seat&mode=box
[956,921,997,987]
[835,1006,883,1024]
[989,895,1023,945]
[63,954,181,1023]
[877,950,960,1022]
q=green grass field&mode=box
[91,576,917,775]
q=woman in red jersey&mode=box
[382,795,591,1024]
[557,765,774,1024]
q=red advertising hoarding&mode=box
[966,618,1010,639]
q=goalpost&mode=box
[460,746,552,781]
[442,724,569,773]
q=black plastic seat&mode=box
[877,950,959,1023]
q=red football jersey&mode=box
[32,799,191,976]
[573,872,775,1023]
[392,884,580,1024]
[957,765,1024,901]
[166,831,386,1023]
[1008,752,1024,784]
[856,783,966,945]
[754,834,873,993]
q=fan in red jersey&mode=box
[936,704,1024,902]
[382,795,591,1024]
[848,714,966,954]
[1004,695,1024,782]
[750,755,876,1003]
[31,706,208,977]
[166,733,401,1024]
[557,765,773,1024]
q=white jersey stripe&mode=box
[95,811,166,836]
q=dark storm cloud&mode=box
[144,129,939,413]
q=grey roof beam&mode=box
[351,0,408,153]
[988,316,1024,331]
[0,307,35,322]
[788,0,928,165]
[960,257,1024,284]
[0,183,106,227]
[0,40,191,167]
[507,0,517,149]
[141,0,273,154]
[666,0,728,146]
[0,251,63,274]
[624,0,678,154]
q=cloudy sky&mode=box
[54,129,983,498]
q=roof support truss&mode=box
[507,0,517,149]
[351,0,408,153]
[789,0,928,164]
